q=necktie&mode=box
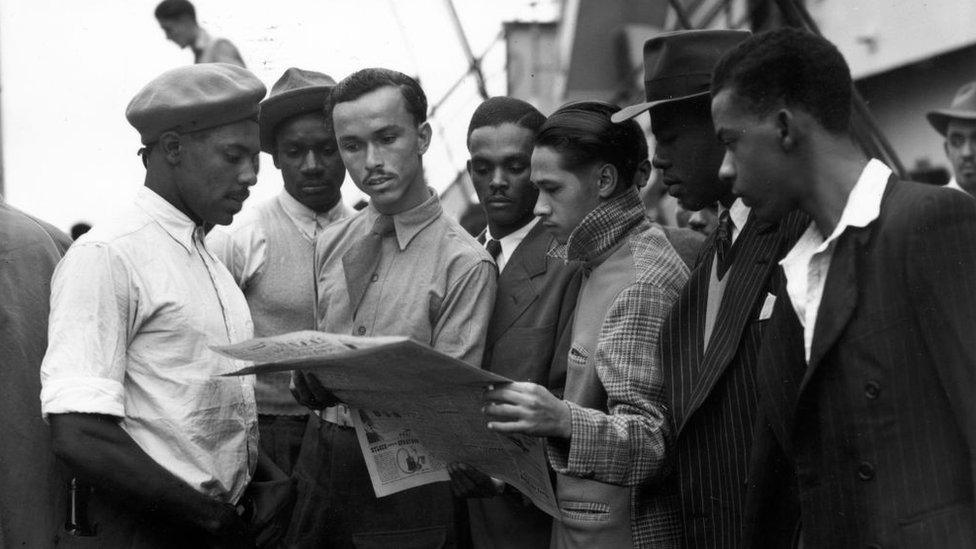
[714,209,734,280]
[485,239,502,261]
[342,215,395,315]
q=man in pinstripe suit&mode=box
[615,30,806,548]
[713,29,976,547]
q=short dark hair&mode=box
[467,96,545,144]
[711,27,853,134]
[326,68,427,126]
[535,101,644,195]
[154,0,196,20]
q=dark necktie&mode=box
[342,215,395,315]
[485,239,502,261]
[714,209,734,280]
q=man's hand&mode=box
[483,382,573,439]
[447,462,505,498]
[290,370,340,410]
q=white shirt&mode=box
[719,198,750,245]
[207,190,352,287]
[485,217,538,272]
[780,159,892,362]
[41,187,258,503]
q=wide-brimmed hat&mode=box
[927,81,976,136]
[259,67,337,153]
[612,29,750,123]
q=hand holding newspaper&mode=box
[213,330,559,518]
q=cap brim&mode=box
[611,90,711,124]
[259,86,333,153]
[926,109,976,136]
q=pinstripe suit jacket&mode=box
[746,180,976,548]
[660,208,806,548]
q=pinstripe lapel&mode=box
[677,214,780,435]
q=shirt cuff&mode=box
[546,400,599,477]
[41,376,125,420]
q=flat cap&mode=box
[126,63,267,145]
[260,67,337,153]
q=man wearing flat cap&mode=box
[614,30,807,548]
[209,67,351,476]
[928,81,976,197]
[41,63,291,547]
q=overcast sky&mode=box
[0,0,556,231]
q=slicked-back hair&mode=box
[467,96,546,145]
[711,27,853,134]
[326,68,427,126]
[154,0,195,21]
[535,101,644,196]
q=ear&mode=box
[775,109,796,152]
[465,159,473,179]
[272,151,281,170]
[416,121,432,155]
[159,131,183,166]
[944,140,951,157]
[635,158,652,188]
[596,163,619,199]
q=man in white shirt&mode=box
[712,28,976,547]
[41,64,290,547]
[927,81,976,196]
[208,67,350,476]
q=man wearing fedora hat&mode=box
[41,63,293,547]
[928,81,976,196]
[615,30,807,548]
[209,67,351,476]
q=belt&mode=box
[314,403,354,428]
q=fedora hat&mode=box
[927,81,976,136]
[612,29,750,123]
[259,67,337,153]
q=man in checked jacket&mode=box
[482,101,688,548]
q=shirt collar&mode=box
[135,186,200,254]
[550,186,646,264]
[487,217,538,257]
[365,188,441,251]
[717,198,751,244]
[946,177,966,192]
[277,190,351,240]
[819,158,891,250]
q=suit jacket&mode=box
[469,221,581,549]
[659,208,806,549]
[746,180,976,548]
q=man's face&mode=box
[157,16,195,48]
[333,86,431,214]
[531,146,601,244]
[273,112,345,213]
[651,98,730,211]
[945,118,976,195]
[177,119,260,226]
[712,88,796,223]
[467,123,538,235]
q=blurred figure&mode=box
[927,81,976,196]
[208,68,351,476]
[155,0,245,67]
[70,221,91,240]
[0,204,71,548]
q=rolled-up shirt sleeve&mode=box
[40,242,132,419]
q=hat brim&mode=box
[259,85,333,153]
[611,90,711,124]
[926,109,976,136]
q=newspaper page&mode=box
[214,331,559,518]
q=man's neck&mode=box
[487,215,534,240]
[373,176,429,215]
[800,139,868,238]
[717,190,736,209]
[144,176,200,225]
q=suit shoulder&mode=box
[882,180,976,231]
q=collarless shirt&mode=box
[315,189,496,367]
[485,217,538,272]
[41,186,258,503]
[780,158,892,362]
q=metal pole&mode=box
[668,0,694,30]
[443,0,489,100]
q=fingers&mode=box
[486,419,536,434]
[290,371,315,408]
[485,382,545,406]
[483,402,528,423]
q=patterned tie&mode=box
[714,209,734,280]
[342,215,395,315]
[485,239,502,261]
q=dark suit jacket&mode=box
[469,222,581,549]
[659,208,806,549]
[746,180,976,548]
[661,225,706,269]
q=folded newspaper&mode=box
[213,330,559,518]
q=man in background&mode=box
[927,81,976,196]
[155,0,246,67]
[209,67,351,476]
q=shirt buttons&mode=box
[370,273,379,282]
[864,380,880,399]
[857,461,875,481]
[356,326,366,336]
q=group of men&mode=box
[1,9,975,549]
